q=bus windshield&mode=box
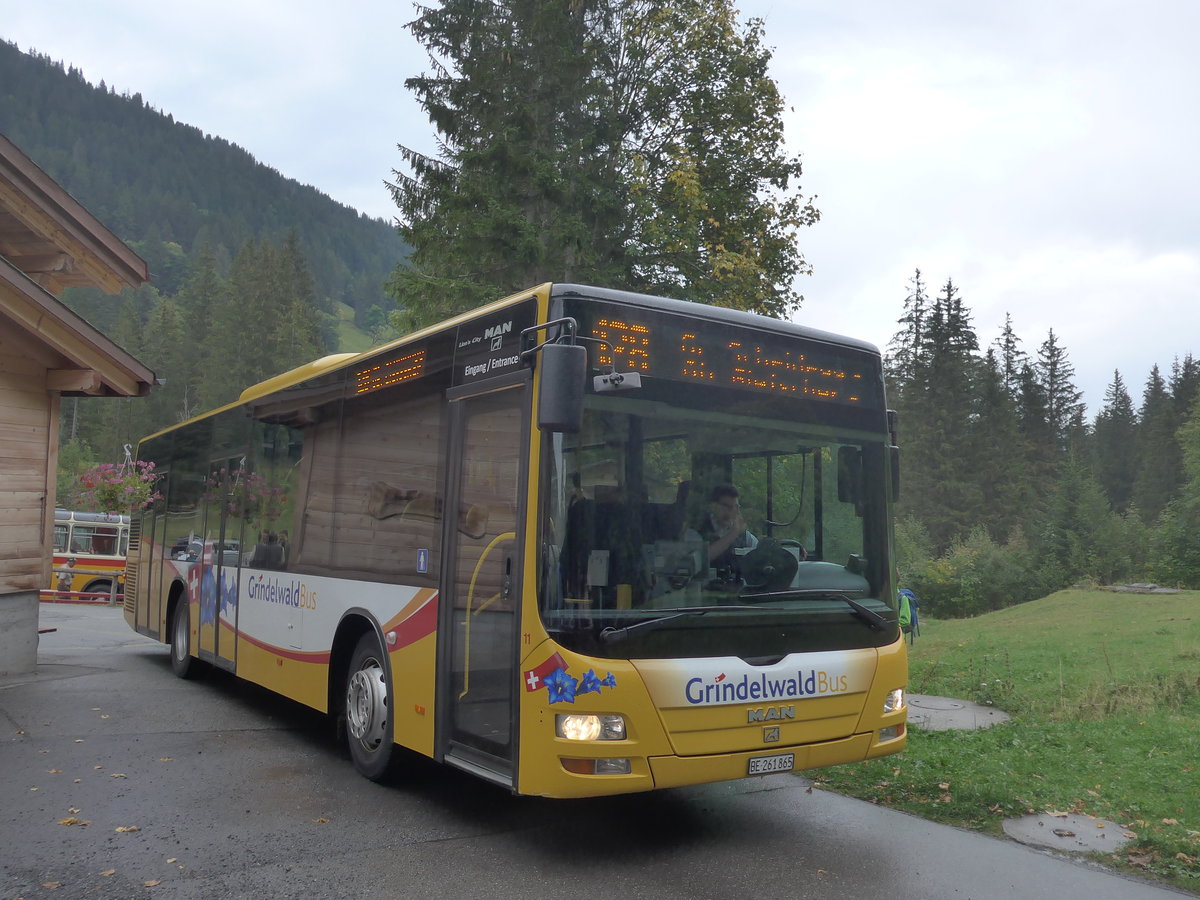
[538,396,895,660]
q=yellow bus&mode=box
[125,283,907,797]
[48,509,130,601]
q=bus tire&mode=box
[345,632,396,781]
[170,600,196,679]
[85,579,112,601]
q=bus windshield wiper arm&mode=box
[599,606,769,644]
[738,590,889,632]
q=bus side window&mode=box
[70,526,94,554]
[93,529,116,555]
[53,524,69,553]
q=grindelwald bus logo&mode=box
[684,668,848,706]
[247,574,317,610]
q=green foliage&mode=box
[904,526,1046,618]
[813,590,1200,890]
[390,0,816,329]
[55,439,97,504]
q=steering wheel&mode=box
[739,539,799,590]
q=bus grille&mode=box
[123,562,137,613]
[123,518,140,614]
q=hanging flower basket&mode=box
[203,468,287,525]
[76,460,162,513]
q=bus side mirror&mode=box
[890,445,900,503]
[837,446,861,508]
[537,342,587,433]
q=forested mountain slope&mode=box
[0,39,404,327]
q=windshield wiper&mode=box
[598,605,769,644]
[738,590,890,632]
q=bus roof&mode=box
[137,282,882,447]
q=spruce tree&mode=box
[1092,370,1138,513]
[1035,329,1084,453]
[390,0,816,327]
[1133,365,1179,522]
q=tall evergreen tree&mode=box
[1092,370,1138,513]
[1132,364,1177,522]
[1169,354,1200,421]
[901,277,982,549]
[1035,329,1084,453]
[884,268,928,395]
[390,0,816,328]
[971,348,1029,539]
[990,312,1028,397]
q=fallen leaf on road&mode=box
[42,881,60,889]
[143,880,161,887]
[110,773,127,778]
[58,817,89,826]
[158,757,173,762]
[313,817,329,823]
[1052,829,1076,838]
[115,825,140,833]
[100,869,116,877]
[73,739,84,744]
[48,769,61,774]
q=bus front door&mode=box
[439,384,526,786]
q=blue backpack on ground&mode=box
[898,588,920,643]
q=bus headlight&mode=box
[883,688,905,714]
[555,713,626,741]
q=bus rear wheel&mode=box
[345,632,396,781]
[170,600,196,679]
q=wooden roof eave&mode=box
[0,257,155,397]
[0,134,148,292]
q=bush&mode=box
[907,526,1040,618]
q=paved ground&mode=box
[1,604,1188,900]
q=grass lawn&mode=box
[811,589,1200,892]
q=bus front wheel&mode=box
[170,601,196,679]
[345,632,396,781]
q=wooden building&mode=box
[0,133,154,675]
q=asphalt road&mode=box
[1,604,1189,900]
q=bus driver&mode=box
[695,484,758,579]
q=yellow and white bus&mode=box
[125,283,907,798]
[48,508,130,601]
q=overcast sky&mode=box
[5,0,1197,417]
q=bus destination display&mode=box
[354,348,426,396]
[588,315,876,406]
